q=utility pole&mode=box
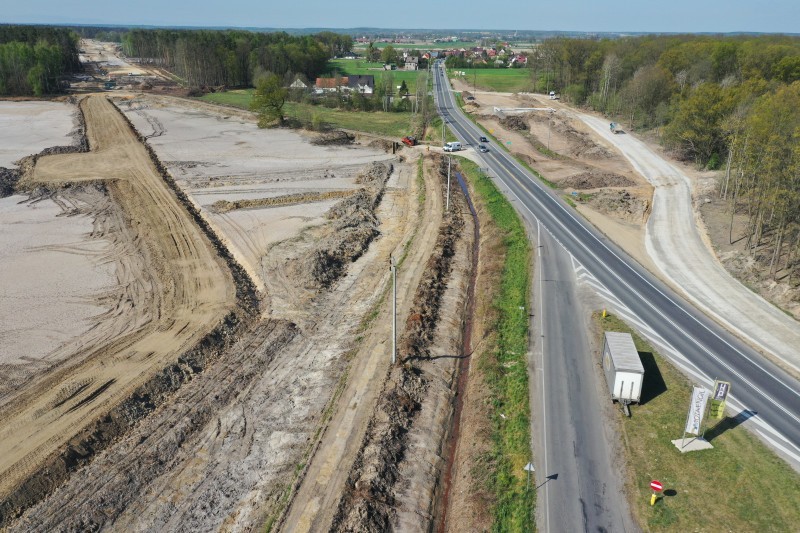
[446,157,451,212]
[391,254,397,365]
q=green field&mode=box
[326,59,427,94]
[448,67,533,93]
[198,90,414,138]
[597,313,800,531]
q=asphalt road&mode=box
[432,60,800,523]
[534,222,635,532]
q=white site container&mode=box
[601,332,644,403]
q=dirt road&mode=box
[281,152,443,532]
[0,95,236,509]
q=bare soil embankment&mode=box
[10,146,416,531]
[464,88,656,270]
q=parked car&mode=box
[478,144,489,153]
[479,136,488,143]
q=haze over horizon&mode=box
[4,0,799,34]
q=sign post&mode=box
[524,462,535,491]
[650,480,663,506]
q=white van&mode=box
[549,91,557,100]
[443,141,462,152]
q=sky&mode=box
[3,0,799,34]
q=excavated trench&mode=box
[434,169,481,533]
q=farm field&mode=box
[199,89,415,137]
[447,67,533,93]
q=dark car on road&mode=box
[479,136,488,142]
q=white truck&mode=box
[601,332,644,414]
[443,141,462,152]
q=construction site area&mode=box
[6,33,800,532]
[0,84,756,533]
[0,68,490,529]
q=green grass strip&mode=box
[459,158,535,531]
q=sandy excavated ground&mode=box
[282,153,444,532]
[455,81,656,273]
[5,89,456,531]
[0,101,120,393]
[460,82,800,375]
[0,94,236,508]
[119,95,396,294]
[79,39,148,77]
[0,101,76,167]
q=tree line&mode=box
[122,29,349,87]
[0,25,80,95]
[530,34,800,280]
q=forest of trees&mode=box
[0,26,80,95]
[122,29,349,87]
[529,34,800,281]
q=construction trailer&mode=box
[601,332,644,414]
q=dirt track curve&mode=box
[0,95,236,504]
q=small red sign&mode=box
[650,480,663,492]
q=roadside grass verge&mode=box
[449,68,533,93]
[458,157,534,531]
[198,90,413,137]
[595,313,800,531]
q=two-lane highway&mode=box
[432,60,800,520]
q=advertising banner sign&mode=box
[685,386,710,435]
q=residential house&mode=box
[509,54,528,66]
[289,77,308,90]
[315,76,349,93]
[347,75,375,94]
[405,56,419,71]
